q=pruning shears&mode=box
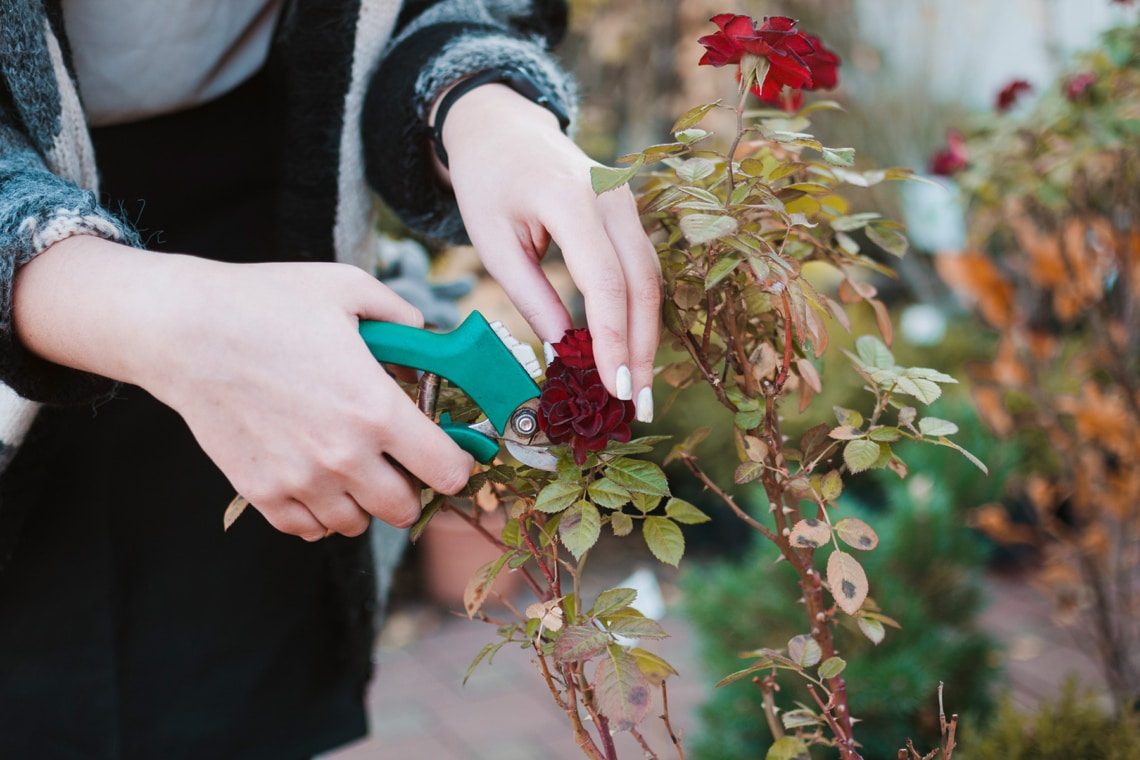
[359,311,558,471]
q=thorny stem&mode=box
[541,652,605,760]
[808,684,863,760]
[661,681,686,760]
[630,728,659,759]
[756,675,785,741]
[680,453,776,541]
[518,509,558,592]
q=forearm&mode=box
[11,235,197,390]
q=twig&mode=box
[938,683,958,759]
[661,681,686,760]
[755,674,785,741]
[630,727,659,759]
[680,453,777,541]
[807,684,863,760]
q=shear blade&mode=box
[505,440,558,471]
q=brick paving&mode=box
[323,564,1103,760]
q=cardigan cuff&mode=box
[363,23,577,243]
[0,181,135,405]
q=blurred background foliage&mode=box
[549,0,1140,756]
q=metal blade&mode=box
[505,440,559,472]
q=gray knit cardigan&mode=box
[0,0,575,468]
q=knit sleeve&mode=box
[361,0,577,242]
[0,117,135,404]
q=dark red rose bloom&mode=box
[929,129,969,177]
[994,79,1032,112]
[1064,72,1097,101]
[698,13,773,67]
[538,328,635,466]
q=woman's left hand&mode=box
[439,83,661,423]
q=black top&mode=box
[0,70,373,760]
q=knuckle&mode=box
[329,510,370,538]
[387,503,421,529]
[433,465,471,497]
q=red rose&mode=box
[538,328,635,466]
[994,79,1032,112]
[753,31,841,112]
[1064,72,1097,101]
[697,13,773,67]
[929,129,969,176]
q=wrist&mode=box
[431,69,570,168]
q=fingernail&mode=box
[543,341,556,367]
[616,365,633,400]
[636,386,654,423]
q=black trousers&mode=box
[0,71,369,760]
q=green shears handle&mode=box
[359,311,540,461]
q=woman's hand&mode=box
[14,236,476,540]
[439,83,662,423]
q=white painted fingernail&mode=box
[616,365,633,400]
[636,387,654,423]
[543,341,556,367]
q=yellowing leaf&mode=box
[553,624,609,663]
[766,735,810,760]
[827,550,869,615]
[789,518,832,549]
[464,552,513,619]
[594,646,653,732]
[611,511,634,537]
[680,213,739,245]
[857,615,886,645]
[591,588,638,618]
[559,501,602,559]
[606,458,669,497]
[630,647,678,685]
[643,516,685,567]
[818,656,847,680]
[843,439,880,473]
[223,494,250,531]
[835,517,879,551]
[665,497,711,525]
[588,477,631,509]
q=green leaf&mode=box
[735,461,764,484]
[835,517,879,550]
[588,477,632,509]
[866,223,909,257]
[671,101,720,132]
[630,491,662,514]
[781,708,822,729]
[604,608,668,639]
[679,213,738,245]
[630,647,679,685]
[534,480,582,514]
[788,634,822,667]
[715,661,773,689]
[893,375,943,405]
[676,157,716,182]
[559,501,602,560]
[553,624,610,663]
[766,735,810,760]
[611,511,634,537]
[592,588,638,618]
[594,646,653,732]
[408,491,445,544]
[591,156,645,194]
[843,439,880,473]
[938,437,990,474]
[606,458,670,497]
[735,407,763,431]
[705,255,741,289]
[665,497,711,525]
[643,516,684,567]
[818,656,847,680]
[855,335,895,369]
[463,639,509,685]
[857,615,886,644]
[822,146,856,166]
[832,212,881,232]
[919,417,960,436]
[501,517,522,547]
[827,550,869,615]
[675,128,709,145]
[868,426,902,442]
[833,406,863,427]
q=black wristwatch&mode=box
[429,67,571,167]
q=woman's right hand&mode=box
[13,236,476,540]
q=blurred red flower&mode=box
[1064,72,1097,101]
[538,329,635,466]
[995,79,1032,112]
[929,129,969,176]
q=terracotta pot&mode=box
[417,505,520,609]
